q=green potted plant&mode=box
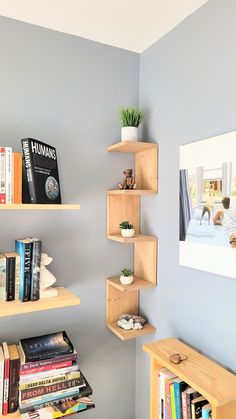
[119,106,144,142]
[119,220,135,238]
[120,268,134,285]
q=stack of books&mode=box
[0,147,22,204]
[0,237,42,303]
[159,368,212,419]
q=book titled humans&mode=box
[21,139,61,204]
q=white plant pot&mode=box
[121,126,138,142]
[121,228,135,238]
[120,275,134,285]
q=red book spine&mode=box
[0,147,6,204]
[20,360,72,376]
[182,391,188,419]
[3,356,10,415]
[165,381,171,419]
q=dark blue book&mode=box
[4,253,16,301]
[27,237,42,301]
[15,239,32,302]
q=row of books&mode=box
[0,138,61,205]
[159,368,212,419]
[0,237,42,303]
[0,331,94,418]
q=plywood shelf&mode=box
[107,234,156,243]
[0,411,19,419]
[107,141,157,153]
[0,287,80,317]
[0,204,80,210]
[107,276,155,292]
[108,190,157,196]
[107,322,156,341]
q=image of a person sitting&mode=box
[213,197,236,247]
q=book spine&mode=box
[20,387,82,410]
[8,357,20,413]
[30,240,42,301]
[15,241,25,302]
[3,357,10,415]
[0,256,6,302]
[186,394,192,419]
[15,254,20,300]
[6,256,15,301]
[19,371,81,391]
[21,353,77,371]
[170,384,176,419]
[20,365,79,383]
[0,148,6,204]
[21,139,37,203]
[174,382,182,419]
[165,382,171,419]
[24,348,73,363]
[0,358,4,414]
[5,147,12,204]
[24,242,32,301]
[13,152,22,204]
[159,372,165,419]
[21,378,83,400]
[21,403,94,419]
[191,403,196,419]
[182,392,188,419]
[20,361,73,376]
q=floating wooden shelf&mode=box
[107,322,156,341]
[144,338,236,419]
[107,234,156,243]
[108,190,157,196]
[107,277,155,292]
[107,141,157,153]
[0,204,80,210]
[0,411,19,419]
[0,287,80,317]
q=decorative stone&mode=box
[117,314,147,330]
[40,253,58,299]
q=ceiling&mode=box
[0,0,208,53]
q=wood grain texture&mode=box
[107,141,157,153]
[107,322,156,341]
[107,234,156,243]
[150,358,161,419]
[107,276,155,292]
[107,193,140,235]
[106,281,139,324]
[212,400,236,419]
[0,204,80,210]
[134,239,157,285]
[135,146,158,191]
[108,189,156,196]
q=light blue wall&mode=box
[137,1,236,418]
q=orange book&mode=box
[13,152,22,204]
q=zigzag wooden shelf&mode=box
[0,204,80,210]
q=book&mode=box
[2,342,10,415]
[14,253,20,300]
[191,396,208,419]
[8,344,20,413]
[4,252,16,301]
[13,152,22,204]
[173,378,188,419]
[159,368,169,419]
[165,377,176,419]
[185,387,200,419]
[20,376,85,401]
[21,138,61,204]
[19,371,81,391]
[0,346,5,415]
[19,364,79,384]
[0,254,6,302]
[22,162,31,203]
[15,239,32,302]
[170,383,176,419]
[19,331,74,363]
[19,386,83,410]
[181,387,189,419]
[20,361,73,376]
[20,351,77,372]
[28,237,42,301]
[202,404,211,419]
[5,147,12,204]
[0,147,6,204]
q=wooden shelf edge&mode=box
[107,234,157,243]
[108,189,157,196]
[0,204,80,210]
[0,287,80,318]
[107,322,156,340]
[107,277,155,292]
[107,141,158,153]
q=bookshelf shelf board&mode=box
[0,287,80,317]
[0,204,80,210]
[107,277,155,292]
[107,141,157,153]
[107,322,156,341]
[107,234,156,243]
[0,412,19,419]
[144,338,236,407]
[108,189,157,196]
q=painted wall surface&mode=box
[0,16,139,419]
[137,0,236,418]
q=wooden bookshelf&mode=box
[0,411,19,419]
[107,141,157,153]
[144,338,236,419]
[107,277,155,292]
[107,234,156,243]
[108,190,156,196]
[0,287,80,318]
[0,204,80,210]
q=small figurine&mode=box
[40,253,58,298]
[117,314,147,330]
[118,169,137,190]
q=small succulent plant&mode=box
[121,268,134,277]
[119,221,134,229]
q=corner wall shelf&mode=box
[144,338,236,419]
[106,140,158,340]
[0,287,80,318]
[0,204,80,210]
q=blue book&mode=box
[202,403,211,419]
[173,378,188,419]
[15,239,32,302]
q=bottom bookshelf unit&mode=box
[144,338,236,419]
[0,287,80,317]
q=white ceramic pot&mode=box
[121,126,138,142]
[120,275,134,285]
[121,228,135,238]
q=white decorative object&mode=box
[121,228,135,238]
[117,314,147,330]
[40,253,58,298]
[120,275,134,285]
[121,126,138,142]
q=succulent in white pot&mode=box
[119,221,135,238]
[119,106,144,142]
[120,268,134,285]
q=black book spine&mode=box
[22,163,31,204]
[30,240,42,301]
[21,139,37,204]
[23,242,32,302]
[8,357,20,413]
[6,257,15,301]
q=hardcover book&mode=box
[20,376,85,400]
[0,346,4,415]
[20,351,77,372]
[21,398,95,419]
[15,239,32,302]
[8,345,20,413]
[0,254,6,302]
[2,341,10,415]
[19,364,79,384]
[4,252,17,301]
[19,371,80,391]
[27,237,42,301]
[0,147,6,204]
[13,152,22,204]
[19,331,74,363]
[21,138,61,204]
[173,378,188,419]
[191,396,208,419]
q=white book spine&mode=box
[0,347,4,415]
[15,254,20,300]
[5,147,12,204]
[20,364,79,383]
[0,148,6,203]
